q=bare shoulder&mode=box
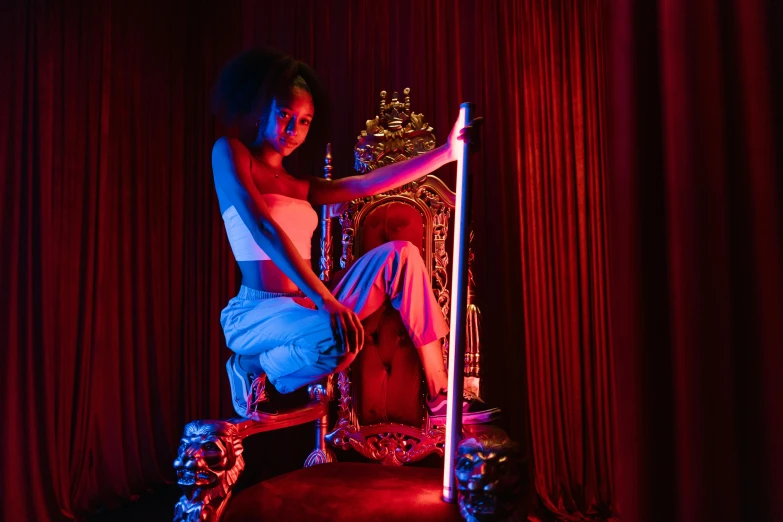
[307,175,331,205]
[212,137,255,214]
[212,136,250,175]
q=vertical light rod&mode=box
[442,103,473,502]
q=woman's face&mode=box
[259,87,314,156]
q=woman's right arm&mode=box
[212,137,364,352]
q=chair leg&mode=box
[304,413,337,467]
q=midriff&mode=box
[237,260,305,294]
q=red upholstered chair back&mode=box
[357,201,425,254]
[352,201,426,427]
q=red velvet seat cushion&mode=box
[222,462,462,522]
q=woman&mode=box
[211,48,497,423]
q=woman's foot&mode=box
[226,355,278,419]
[426,389,501,425]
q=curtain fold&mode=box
[518,1,615,519]
[606,0,783,520]
[2,1,241,519]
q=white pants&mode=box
[220,241,449,393]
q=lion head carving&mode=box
[455,435,525,522]
[173,420,244,522]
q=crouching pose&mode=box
[210,48,498,424]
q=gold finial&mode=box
[404,88,411,115]
[380,91,387,114]
[323,143,332,180]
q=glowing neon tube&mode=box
[442,103,473,502]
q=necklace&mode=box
[250,152,284,178]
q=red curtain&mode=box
[1,1,620,520]
[518,2,615,519]
[606,0,783,520]
[1,1,243,519]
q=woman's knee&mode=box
[384,240,420,260]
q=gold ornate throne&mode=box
[322,89,484,465]
[172,89,486,522]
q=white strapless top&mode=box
[221,193,318,261]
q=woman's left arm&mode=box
[308,116,476,206]
[308,143,453,205]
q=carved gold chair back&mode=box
[322,89,482,466]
